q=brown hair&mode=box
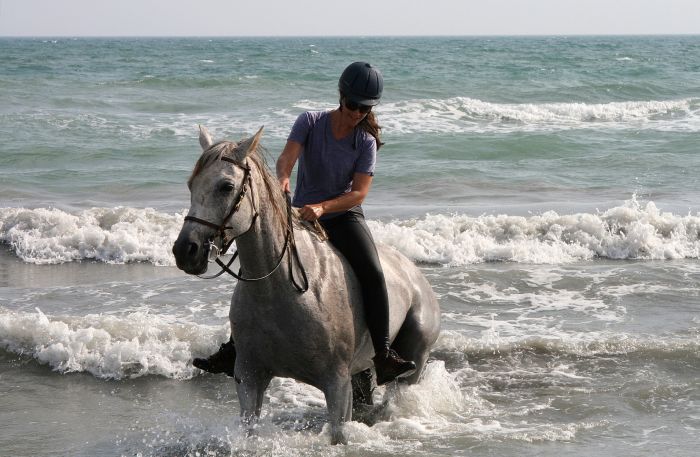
[358,111,384,151]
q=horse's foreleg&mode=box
[324,376,352,445]
[236,368,271,429]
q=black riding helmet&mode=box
[338,62,383,106]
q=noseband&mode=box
[184,156,308,292]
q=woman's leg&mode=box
[321,210,415,385]
[321,211,389,353]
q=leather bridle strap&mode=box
[184,160,253,238]
[215,191,308,292]
[182,157,308,292]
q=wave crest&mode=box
[0,307,228,379]
[370,197,700,265]
[376,97,699,134]
[1,198,698,266]
[0,206,183,265]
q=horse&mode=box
[172,126,441,444]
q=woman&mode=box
[194,62,415,386]
[277,61,415,386]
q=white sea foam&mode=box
[0,206,184,265]
[377,97,699,134]
[1,198,698,266]
[1,304,694,381]
[16,96,698,144]
[158,96,698,140]
[370,197,700,265]
[295,97,700,134]
[0,307,228,379]
[434,327,700,360]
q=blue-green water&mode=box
[0,37,699,456]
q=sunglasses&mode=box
[343,99,373,114]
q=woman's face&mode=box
[341,98,371,126]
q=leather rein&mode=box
[184,157,308,292]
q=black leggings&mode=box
[320,209,389,354]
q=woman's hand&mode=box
[279,177,291,193]
[299,203,325,221]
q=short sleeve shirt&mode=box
[287,111,377,212]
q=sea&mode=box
[0,36,699,457]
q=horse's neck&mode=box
[234,178,289,280]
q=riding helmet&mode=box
[338,62,383,106]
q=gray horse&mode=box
[172,127,441,444]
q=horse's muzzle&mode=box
[172,234,208,275]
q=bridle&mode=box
[184,156,308,292]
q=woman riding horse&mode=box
[194,62,415,386]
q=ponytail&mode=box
[358,111,383,151]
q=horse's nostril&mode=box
[187,242,199,257]
[173,239,199,260]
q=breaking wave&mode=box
[8,96,699,143]
[297,97,700,134]
[1,197,698,266]
[1,307,696,380]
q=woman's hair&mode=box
[339,93,384,150]
[358,111,384,151]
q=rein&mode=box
[184,156,309,292]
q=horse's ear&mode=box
[234,126,264,161]
[198,125,213,151]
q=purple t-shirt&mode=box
[288,111,377,212]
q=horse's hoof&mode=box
[330,432,348,445]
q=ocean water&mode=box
[1,36,699,456]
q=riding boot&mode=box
[373,348,416,386]
[192,338,236,377]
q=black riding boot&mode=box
[192,338,236,377]
[373,347,416,386]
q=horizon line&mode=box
[1,33,699,39]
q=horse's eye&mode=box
[219,183,235,193]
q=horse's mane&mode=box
[188,140,290,232]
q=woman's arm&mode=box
[298,173,373,221]
[276,140,303,193]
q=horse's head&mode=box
[172,125,264,275]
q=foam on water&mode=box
[1,304,695,381]
[0,206,184,265]
[0,307,228,379]
[121,358,605,454]
[119,358,612,454]
[10,96,696,147]
[2,197,698,266]
[370,197,700,265]
[434,326,700,361]
[298,97,700,134]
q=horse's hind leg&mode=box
[391,312,431,385]
[323,376,352,445]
